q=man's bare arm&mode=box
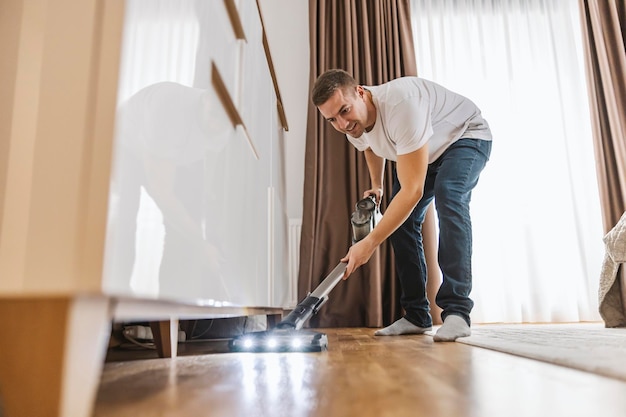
[364,148,385,201]
[342,145,429,278]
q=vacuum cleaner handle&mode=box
[276,196,380,331]
[276,262,347,330]
[310,261,347,299]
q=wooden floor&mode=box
[94,327,626,417]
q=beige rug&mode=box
[456,322,626,381]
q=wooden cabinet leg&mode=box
[266,312,283,329]
[150,319,179,358]
[0,295,110,417]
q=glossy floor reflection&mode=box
[94,327,626,417]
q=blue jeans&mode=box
[390,138,492,327]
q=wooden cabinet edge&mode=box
[256,0,289,132]
[211,62,260,160]
[224,0,247,40]
[221,0,290,132]
[211,61,241,127]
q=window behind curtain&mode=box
[410,0,604,323]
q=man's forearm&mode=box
[364,188,419,246]
[363,147,428,247]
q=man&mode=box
[312,69,492,342]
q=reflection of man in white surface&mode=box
[106,81,230,300]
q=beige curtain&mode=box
[578,0,626,322]
[579,0,626,228]
[298,0,441,328]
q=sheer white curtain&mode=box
[410,0,604,323]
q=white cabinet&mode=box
[0,1,289,416]
[102,0,289,307]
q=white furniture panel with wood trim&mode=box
[0,0,289,416]
[102,0,287,306]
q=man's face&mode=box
[317,86,373,138]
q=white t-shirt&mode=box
[346,77,492,163]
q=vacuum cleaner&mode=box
[228,195,381,352]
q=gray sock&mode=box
[374,317,432,336]
[433,314,471,342]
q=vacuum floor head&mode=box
[229,329,328,353]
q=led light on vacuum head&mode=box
[242,337,254,349]
[229,329,329,352]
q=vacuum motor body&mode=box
[351,195,382,243]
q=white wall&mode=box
[258,0,309,221]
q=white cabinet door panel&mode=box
[103,0,280,307]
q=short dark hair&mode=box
[311,69,358,106]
